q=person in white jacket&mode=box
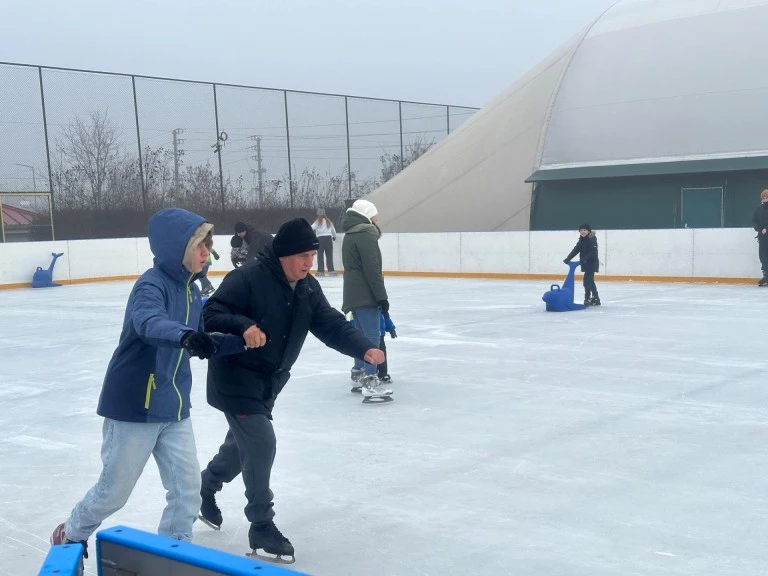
[311,208,337,276]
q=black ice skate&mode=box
[246,520,295,565]
[199,490,222,530]
[379,374,393,383]
[759,275,768,287]
[583,296,592,307]
[350,368,364,392]
[590,296,601,306]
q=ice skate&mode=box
[590,296,601,306]
[379,374,393,384]
[350,368,364,392]
[583,296,592,307]
[759,275,768,287]
[246,520,295,565]
[50,522,88,569]
[198,490,222,530]
[361,375,393,404]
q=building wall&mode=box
[530,170,768,230]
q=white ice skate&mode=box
[350,368,365,393]
[361,375,393,404]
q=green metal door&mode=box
[681,186,723,228]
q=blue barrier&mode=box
[96,525,309,575]
[37,543,84,576]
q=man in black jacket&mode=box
[199,218,384,564]
[230,221,273,267]
[752,190,768,286]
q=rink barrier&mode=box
[39,525,308,576]
[0,229,761,289]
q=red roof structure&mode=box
[2,204,37,226]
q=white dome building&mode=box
[368,0,768,231]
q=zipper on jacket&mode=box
[144,373,156,409]
[171,277,193,421]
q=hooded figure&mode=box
[51,208,244,560]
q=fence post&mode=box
[398,101,404,172]
[38,67,56,233]
[345,96,352,199]
[132,76,147,214]
[213,84,226,214]
[284,91,293,208]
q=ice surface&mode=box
[2,276,768,575]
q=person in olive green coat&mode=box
[341,199,393,401]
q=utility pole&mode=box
[249,135,266,208]
[172,128,185,197]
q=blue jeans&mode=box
[352,306,381,376]
[65,418,201,542]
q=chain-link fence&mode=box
[0,62,478,240]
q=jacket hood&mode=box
[148,208,209,281]
[342,210,381,237]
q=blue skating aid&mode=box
[542,261,586,312]
[32,252,64,288]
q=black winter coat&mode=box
[566,232,599,273]
[203,246,373,417]
[753,203,768,233]
[230,226,273,265]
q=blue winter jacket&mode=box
[97,208,242,423]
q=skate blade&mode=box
[198,514,221,530]
[246,549,296,565]
[362,395,394,404]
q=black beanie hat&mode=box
[578,223,592,232]
[235,221,248,233]
[273,218,319,258]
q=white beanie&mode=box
[347,199,378,221]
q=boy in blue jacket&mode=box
[50,208,244,558]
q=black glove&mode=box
[212,249,220,260]
[181,331,217,359]
[563,259,569,264]
[378,300,390,314]
[388,328,397,339]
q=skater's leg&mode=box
[760,236,768,276]
[582,271,592,303]
[64,419,160,542]
[323,236,335,273]
[378,335,388,378]
[316,241,325,275]
[153,419,201,542]
[351,306,382,376]
[225,413,276,524]
[201,428,242,493]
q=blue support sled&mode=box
[32,252,64,288]
[542,261,586,312]
[37,543,84,576]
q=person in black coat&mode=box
[230,221,273,267]
[198,218,384,564]
[564,223,600,306]
[752,189,768,286]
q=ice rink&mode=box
[2,275,768,576]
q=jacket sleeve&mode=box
[754,207,762,232]
[309,288,376,359]
[131,280,191,348]
[360,235,388,303]
[565,243,580,262]
[203,270,257,336]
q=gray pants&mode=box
[201,413,276,524]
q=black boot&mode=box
[248,520,295,564]
[199,490,222,529]
[591,295,601,306]
[584,293,592,306]
[759,275,768,287]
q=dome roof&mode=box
[368,0,768,232]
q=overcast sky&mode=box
[1,0,616,107]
